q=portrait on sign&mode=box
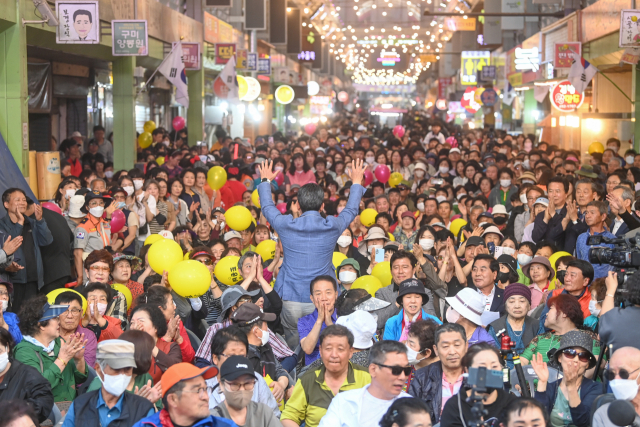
[56,1,99,44]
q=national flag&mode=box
[534,85,550,103]
[502,82,516,106]
[157,42,189,106]
[220,55,240,102]
[568,52,598,94]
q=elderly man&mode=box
[319,340,412,427]
[54,291,98,367]
[469,254,505,315]
[608,185,638,237]
[298,276,339,365]
[63,340,155,427]
[576,201,616,279]
[133,363,234,427]
[592,347,640,427]
[257,159,365,348]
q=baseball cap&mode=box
[212,207,226,215]
[230,302,276,326]
[219,356,255,382]
[97,339,137,370]
[224,231,242,242]
[449,148,461,154]
[71,131,82,138]
[40,302,69,322]
[482,225,504,238]
[217,287,260,323]
[465,236,485,247]
[396,278,428,305]
[161,363,218,397]
[534,197,549,207]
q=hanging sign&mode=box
[620,10,640,47]
[257,57,271,74]
[242,77,261,101]
[56,1,100,44]
[236,49,247,69]
[112,20,148,56]
[444,17,477,31]
[173,42,200,70]
[215,43,236,64]
[246,53,258,71]
[460,87,481,113]
[337,91,349,103]
[480,88,498,106]
[461,51,490,85]
[549,80,584,111]
[621,47,640,65]
[554,42,582,68]
[438,78,452,98]
[435,99,447,110]
[275,85,295,104]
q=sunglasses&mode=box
[561,348,590,363]
[374,363,412,376]
[604,367,640,381]
[197,258,213,266]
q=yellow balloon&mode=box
[237,76,248,100]
[255,239,276,261]
[184,252,190,260]
[138,132,152,149]
[351,275,383,296]
[168,260,212,298]
[588,142,604,155]
[148,239,184,275]
[450,218,468,237]
[144,234,164,246]
[251,189,261,208]
[388,233,395,241]
[143,120,157,134]
[156,156,165,166]
[111,284,133,310]
[361,208,378,227]
[226,206,253,231]
[333,252,348,268]
[372,261,392,287]
[389,172,403,188]
[47,289,88,315]
[207,166,228,190]
[214,256,242,286]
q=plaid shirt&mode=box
[393,228,418,248]
[196,319,294,362]
[105,291,128,330]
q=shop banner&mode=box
[460,87,481,113]
[257,57,271,74]
[549,80,584,111]
[215,43,236,65]
[620,10,640,47]
[554,42,582,68]
[461,51,490,86]
[236,49,247,69]
[56,1,100,44]
[621,47,640,64]
[174,42,200,70]
[246,53,258,71]
[438,78,452,99]
[112,20,148,56]
[444,17,477,31]
[420,54,438,64]
[204,12,219,44]
[219,20,233,43]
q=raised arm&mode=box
[258,160,285,228]
[335,159,366,230]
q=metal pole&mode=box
[424,12,564,16]
[250,30,257,79]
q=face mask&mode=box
[337,206,345,214]
[101,372,131,397]
[89,206,105,218]
[419,238,434,251]
[436,195,447,203]
[162,140,170,147]
[105,171,114,179]
[446,307,460,324]
[326,161,332,169]
[222,387,253,410]
[275,166,284,172]
[439,166,449,174]
[493,216,507,225]
[415,170,425,178]
[500,179,512,188]
[116,202,127,210]
[0,352,8,373]
[123,186,134,196]
[588,300,601,317]
[258,327,269,346]
[608,146,618,152]
[497,271,511,283]
[501,247,515,256]
[65,189,76,199]
[556,270,566,285]
[366,156,376,164]
[520,193,528,204]
[1,301,8,312]
[134,180,144,190]
[417,202,425,212]
[523,159,530,169]
[337,236,352,247]
[90,302,108,317]
[627,155,636,164]
[517,254,533,266]
[610,374,640,400]
[339,271,357,284]
[457,193,467,200]
[368,244,382,254]
[406,345,425,365]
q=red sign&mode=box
[174,42,200,70]
[438,78,452,99]
[549,80,584,111]
[554,42,582,68]
[215,43,236,65]
[460,87,480,113]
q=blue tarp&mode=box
[0,131,38,217]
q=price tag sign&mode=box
[112,20,148,56]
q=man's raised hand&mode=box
[258,159,279,182]
[347,159,365,186]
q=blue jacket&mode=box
[4,311,21,344]
[257,181,365,303]
[133,410,236,427]
[534,377,601,427]
[383,308,442,341]
[576,229,616,279]
[0,214,53,289]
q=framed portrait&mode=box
[56,1,100,44]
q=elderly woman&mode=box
[0,281,21,344]
[404,319,439,392]
[129,303,182,384]
[488,284,540,369]
[14,296,87,402]
[522,256,555,311]
[445,288,497,347]
[111,253,144,309]
[530,330,601,427]
[383,279,441,341]
[80,282,123,342]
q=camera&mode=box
[588,233,640,287]
[467,366,504,392]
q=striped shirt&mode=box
[520,331,601,368]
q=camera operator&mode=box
[598,270,640,352]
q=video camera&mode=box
[464,367,504,427]
[588,232,640,289]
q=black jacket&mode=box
[0,360,54,422]
[73,388,154,427]
[532,206,573,249]
[334,244,370,274]
[440,385,519,427]
[534,377,601,427]
[407,361,445,423]
[40,208,74,284]
[467,283,505,314]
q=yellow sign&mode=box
[236,49,247,69]
[275,85,294,104]
[419,54,438,63]
[237,76,248,99]
[444,17,477,31]
[508,72,523,86]
[461,51,490,86]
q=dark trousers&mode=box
[39,276,72,296]
[12,281,39,313]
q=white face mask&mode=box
[517,254,533,266]
[588,300,601,317]
[520,193,528,204]
[105,171,114,179]
[337,236,352,247]
[500,179,512,188]
[523,159,530,169]
[258,327,269,346]
[89,206,105,218]
[0,301,7,312]
[123,186,134,196]
[627,156,635,164]
[501,247,516,256]
[275,166,284,172]
[101,372,132,397]
[436,195,447,203]
[326,161,332,169]
[439,166,449,174]
[134,180,144,190]
[90,302,108,317]
[610,373,640,400]
[0,352,8,373]
[417,202,425,212]
[368,244,382,254]
[457,193,466,200]
[365,156,376,164]
[65,189,76,199]
[406,345,425,365]
[419,238,434,251]
[446,307,460,323]
[339,271,357,284]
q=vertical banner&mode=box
[204,12,219,44]
[257,57,271,74]
[438,78,452,99]
[236,49,248,69]
[246,53,258,71]
[554,42,582,68]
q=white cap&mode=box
[71,131,82,138]
[336,311,376,349]
[414,162,428,172]
[492,205,508,215]
[68,195,87,219]
[449,148,461,154]
[158,230,174,240]
[445,288,484,325]
[482,225,504,238]
[224,230,242,242]
[534,197,549,207]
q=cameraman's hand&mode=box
[605,271,618,295]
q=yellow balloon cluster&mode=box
[148,239,183,275]
[214,256,242,286]
[207,166,227,190]
[143,120,157,134]
[144,234,164,246]
[450,218,468,237]
[588,142,604,155]
[225,206,253,231]
[351,275,383,296]
[360,208,378,227]
[169,260,212,298]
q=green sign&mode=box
[111,20,148,56]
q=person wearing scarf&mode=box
[382,279,441,341]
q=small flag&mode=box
[502,83,516,106]
[220,55,240,102]
[534,85,550,103]
[568,52,598,94]
[157,42,189,106]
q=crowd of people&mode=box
[1,113,640,427]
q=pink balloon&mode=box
[393,125,405,138]
[304,123,317,135]
[110,210,126,233]
[41,202,62,215]
[276,203,287,214]
[274,172,285,186]
[374,165,390,183]
[364,169,374,187]
[172,116,186,131]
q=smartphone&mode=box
[487,242,496,255]
[375,248,385,263]
[268,136,274,145]
[431,178,444,186]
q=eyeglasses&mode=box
[224,379,256,391]
[374,363,412,376]
[197,258,213,266]
[0,291,8,297]
[89,265,110,272]
[561,349,591,363]
[182,387,208,397]
[237,297,252,306]
[63,308,82,316]
[437,256,444,261]
[604,367,640,381]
